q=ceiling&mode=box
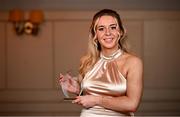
[0,0,180,11]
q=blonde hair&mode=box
[78,9,128,82]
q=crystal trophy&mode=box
[60,73,78,101]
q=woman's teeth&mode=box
[104,38,113,42]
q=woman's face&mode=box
[96,15,120,51]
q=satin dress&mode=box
[80,49,133,117]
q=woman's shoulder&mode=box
[115,52,143,78]
[125,52,142,62]
[126,53,143,69]
[119,52,143,68]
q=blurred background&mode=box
[0,0,180,116]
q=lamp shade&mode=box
[9,9,24,22]
[29,10,44,24]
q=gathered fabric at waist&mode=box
[80,106,134,117]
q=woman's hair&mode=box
[78,9,128,81]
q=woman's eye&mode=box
[110,26,117,30]
[98,28,104,31]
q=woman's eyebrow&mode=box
[97,25,105,28]
[109,24,117,26]
[96,25,105,30]
[97,23,117,28]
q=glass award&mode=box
[60,73,77,101]
[61,84,76,101]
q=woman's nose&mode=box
[105,28,111,35]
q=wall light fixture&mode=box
[9,9,44,36]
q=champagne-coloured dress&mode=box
[80,49,133,117]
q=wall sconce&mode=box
[9,9,24,35]
[9,9,44,36]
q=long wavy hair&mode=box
[78,9,128,82]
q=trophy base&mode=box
[63,97,76,101]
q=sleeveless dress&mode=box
[80,49,134,117]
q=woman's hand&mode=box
[72,95,100,108]
[58,73,80,95]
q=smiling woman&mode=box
[58,9,143,117]
[96,15,121,54]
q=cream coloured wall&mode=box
[0,10,180,116]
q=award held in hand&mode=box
[60,73,78,101]
[61,83,76,101]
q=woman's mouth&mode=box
[103,38,113,43]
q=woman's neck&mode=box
[101,47,119,57]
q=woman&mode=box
[59,9,143,117]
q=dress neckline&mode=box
[100,49,122,60]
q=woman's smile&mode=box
[103,37,114,43]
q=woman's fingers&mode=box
[72,96,81,104]
[59,73,67,82]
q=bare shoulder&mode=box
[116,52,143,78]
[123,53,143,69]
[123,53,143,82]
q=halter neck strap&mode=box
[100,49,122,60]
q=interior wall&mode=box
[0,0,180,10]
[0,10,180,116]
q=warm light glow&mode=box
[9,9,44,35]
[9,9,24,22]
[29,10,44,24]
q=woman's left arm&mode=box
[98,56,143,112]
